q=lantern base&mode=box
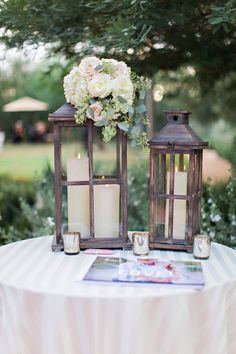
[150,241,193,253]
[80,238,131,250]
[51,234,131,251]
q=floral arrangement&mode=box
[63,56,150,147]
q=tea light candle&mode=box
[193,234,211,259]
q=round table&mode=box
[0,236,236,354]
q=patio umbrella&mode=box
[2,96,49,112]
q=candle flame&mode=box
[184,164,186,171]
[77,153,81,159]
[102,176,105,179]
[175,166,178,172]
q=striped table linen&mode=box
[0,236,236,354]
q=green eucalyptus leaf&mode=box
[106,109,115,119]
[139,89,146,100]
[130,139,137,147]
[117,96,128,104]
[86,107,94,119]
[90,98,96,104]
[94,119,106,127]
[131,125,141,138]
[128,105,134,116]
[95,64,103,71]
[118,122,129,132]
[135,103,147,114]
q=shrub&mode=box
[0,166,55,245]
[0,175,35,244]
[201,175,236,248]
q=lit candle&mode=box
[165,170,188,239]
[67,154,90,238]
[94,183,120,238]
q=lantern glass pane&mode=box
[94,184,120,238]
[161,198,187,240]
[156,153,168,194]
[93,127,119,178]
[165,154,189,196]
[171,199,187,240]
[60,126,92,239]
[155,198,167,239]
[61,126,88,180]
[174,153,189,172]
[62,184,91,238]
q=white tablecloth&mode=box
[0,236,236,354]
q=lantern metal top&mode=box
[149,109,208,148]
[48,103,76,122]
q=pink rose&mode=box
[78,57,101,78]
[87,102,103,121]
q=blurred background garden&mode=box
[0,0,236,247]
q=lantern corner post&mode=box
[121,131,129,246]
[52,122,64,252]
[149,147,156,244]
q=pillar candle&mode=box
[67,156,90,238]
[165,171,188,240]
[94,184,120,238]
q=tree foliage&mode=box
[0,0,236,86]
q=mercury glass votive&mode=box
[63,232,80,255]
[132,232,149,256]
[193,234,211,259]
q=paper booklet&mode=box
[83,256,205,288]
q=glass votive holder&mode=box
[132,232,149,256]
[193,234,211,260]
[63,232,80,255]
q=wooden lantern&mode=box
[49,103,129,251]
[149,110,208,251]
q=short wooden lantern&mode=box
[149,110,208,252]
[49,103,129,251]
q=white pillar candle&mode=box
[67,156,90,238]
[94,184,120,238]
[165,171,188,240]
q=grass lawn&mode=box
[0,143,148,181]
[0,143,54,180]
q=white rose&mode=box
[78,56,101,78]
[86,102,103,121]
[116,61,131,77]
[87,73,112,98]
[76,77,89,99]
[112,75,134,104]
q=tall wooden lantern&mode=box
[49,103,129,251]
[149,110,208,251]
